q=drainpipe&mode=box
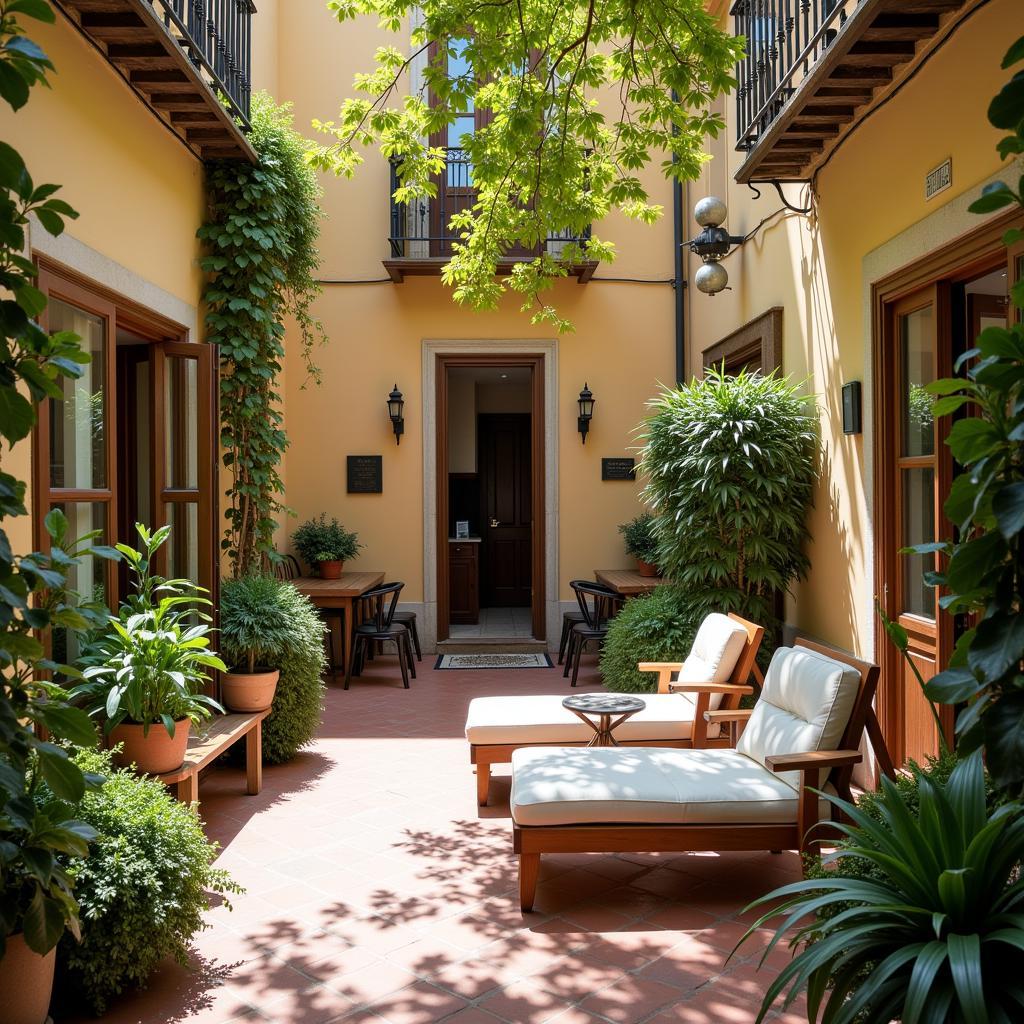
[671,90,686,387]
[673,174,686,387]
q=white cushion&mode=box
[465,693,698,745]
[511,746,822,826]
[676,613,750,710]
[736,645,861,789]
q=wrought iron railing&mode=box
[732,0,861,153]
[147,0,256,127]
[388,150,590,260]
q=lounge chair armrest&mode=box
[637,662,685,694]
[765,750,863,774]
[702,709,753,724]
[668,682,754,695]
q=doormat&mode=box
[434,653,554,670]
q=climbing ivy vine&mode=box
[199,93,326,577]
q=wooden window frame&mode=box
[871,207,1023,763]
[702,306,783,373]
[31,255,215,607]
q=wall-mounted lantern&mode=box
[577,383,595,444]
[842,381,862,435]
[387,384,405,444]
[685,196,746,297]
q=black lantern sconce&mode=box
[577,383,595,444]
[387,384,405,444]
[842,381,862,435]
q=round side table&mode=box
[562,693,646,747]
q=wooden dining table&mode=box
[292,572,385,674]
[594,569,671,598]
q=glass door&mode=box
[152,341,216,597]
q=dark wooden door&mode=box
[478,414,532,607]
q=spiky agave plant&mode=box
[739,751,1024,1023]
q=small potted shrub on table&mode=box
[292,514,360,579]
[218,575,287,711]
[619,511,661,577]
[73,525,224,775]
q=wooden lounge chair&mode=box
[510,638,895,912]
[465,612,765,805]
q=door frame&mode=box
[436,353,545,641]
[32,255,217,606]
[871,207,1022,764]
[424,340,558,648]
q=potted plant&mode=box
[618,511,661,577]
[72,525,225,775]
[292,514,360,579]
[217,575,287,712]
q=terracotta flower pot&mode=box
[221,668,279,712]
[318,559,343,579]
[109,719,191,774]
[636,559,660,578]
[0,932,56,1024]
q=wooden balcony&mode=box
[54,0,257,162]
[384,151,597,283]
[732,0,970,183]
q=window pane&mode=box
[50,501,108,667]
[48,299,107,489]
[166,502,199,585]
[900,305,934,457]
[901,467,935,619]
[165,356,199,489]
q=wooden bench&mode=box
[156,710,269,805]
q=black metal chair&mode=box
[564,580,621,686]
[273,553,302,580]
[393,609,422,661]
[345,582,416,689]
[559,579,594,665]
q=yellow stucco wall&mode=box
[264,0,678,605]
[0,12,206,558]
[687,0,1012,656]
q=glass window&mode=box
[165,356,199,489]
[901,467,935,619]
[50,501,108,667]
[447,38,474,187]
[48,298,107,489]
[900,305,934,457]
[166,502,199,584]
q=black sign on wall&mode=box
[347,455,383,493]
[601,457,636,481]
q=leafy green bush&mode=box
[52,748,241,1015]
[618,511,660,564]
[292,514,361,569]
[639,368,818,630]
[599,586,700,692]
[744,752,1024,1023]
[220,577,327,763]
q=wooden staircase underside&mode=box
[736,0,972,183]
[54,0,256,162]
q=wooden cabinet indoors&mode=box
[449,540,479,625]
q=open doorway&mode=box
[436,356,545,642]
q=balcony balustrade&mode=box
[384,150,595,282]
[731,0,968,183]
[55,0,257,160]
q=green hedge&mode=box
[54,749,241,1014]
[220,575,327,763]
[599,586,701,693]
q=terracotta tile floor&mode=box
[59,656,808,1024]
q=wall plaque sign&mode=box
[347,455,383,493]
[601,457,636,481]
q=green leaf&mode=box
[38,703,97,747]
[968,183,1016,214]
[983,691,1024,792]
[1002,36,1024,68]
[7,0,57,23]
[968,612,1024,682]
[988,73,1024,130]
[0,62,30,111]
[947,933,986,1024]
[925,667,981,704]
[37,746,86,802]
[0,385,35,444]
[993,481,1024,539]
[947,418,1001,465]
[0,140,27,190]
[21,884,66,955]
